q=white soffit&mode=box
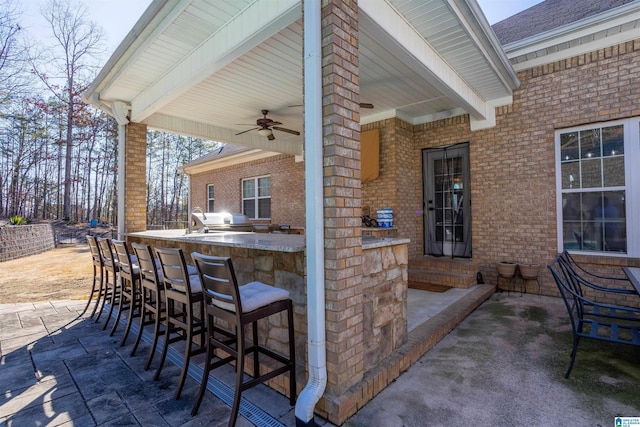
[87,0,519,151]
[504,2,640,71]
[128,0,301,123]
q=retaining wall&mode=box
[0,224,55,262]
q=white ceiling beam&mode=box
[144,113,303,156]
[359,0,489,120]
[130,0,301,122]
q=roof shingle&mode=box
[491,0,638,45]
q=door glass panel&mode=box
[424,145,471,257]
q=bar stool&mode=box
[96,237,121,330]
[111,240,141,344]
[189,252,296,426]
[154,247,206,400]
[130,242,165,370]
[82,235,104,318]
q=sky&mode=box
[19,0,545,65]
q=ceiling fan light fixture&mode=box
[258,128,273,137]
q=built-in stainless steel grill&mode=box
[191,210,253,232]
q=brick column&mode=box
[124,122,147,232]
[321,0,363,401]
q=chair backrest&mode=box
[559,250,633,295]
[112,240,137,281]
[97,237,118,274]
[131,242,162,289]
[155,247,194,295]
[548,257,583,331]
[191,252,242,316]
[556,253,585,296]
[86,235,102,267]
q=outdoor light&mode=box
[258,128,273,138]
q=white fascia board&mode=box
[85,0,183,103]
[504,3,640,58]
[469,95,512,131]
[144,113,303,156]
[510,29,640,71]
[360,109,398,126]
[359,0,489,121]
[130,0,300,122]
[180,149,280,174]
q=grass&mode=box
[0,244,93,304]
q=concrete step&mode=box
[408,256,479,289]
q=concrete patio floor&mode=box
[1,291,639,426]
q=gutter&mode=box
[450,0,520,91]
[295,0,326,425]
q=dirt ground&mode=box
[0,244,94,304]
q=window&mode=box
[207,184,214,212]
[242,176,271,219]
[556,118,640,256]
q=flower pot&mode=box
[497,261,516,277]
[519,263,540,279]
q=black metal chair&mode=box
[82,235,104,318]
[130,242,165,370]
[189,252,296,426]
[111,240,141,344]
[96,237,121,330]
[548,256,640,378]
[154,247,206,400]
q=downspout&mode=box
[113,101,130,239]
[117,124,126,239]
[187,173,192,234]
[295,0,326,426]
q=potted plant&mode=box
[497,261,517,277]
[519,263,540,279]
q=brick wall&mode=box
[189,154,305,226]
[321,0,364,412]
[362,118,420,256]
[125,122,148,233]
[413,39,640,299]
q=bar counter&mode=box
[125,229,410,400]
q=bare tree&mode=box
[0,0,27,104]
[33,0,104,221]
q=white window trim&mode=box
[242,175,271,220]
[555,117,640,257]
[207,184,214,212]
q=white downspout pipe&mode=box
[117,124,126,239]
[295,0,326,425]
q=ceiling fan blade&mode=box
[268,121,283,126]
[235,127,258,136]
[272,126,300,136]
[267,133,275,141]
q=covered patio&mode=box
[1,291,637,426]
[84,0,518,424]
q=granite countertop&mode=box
[127,229,306,252]
[127,229,409,252]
